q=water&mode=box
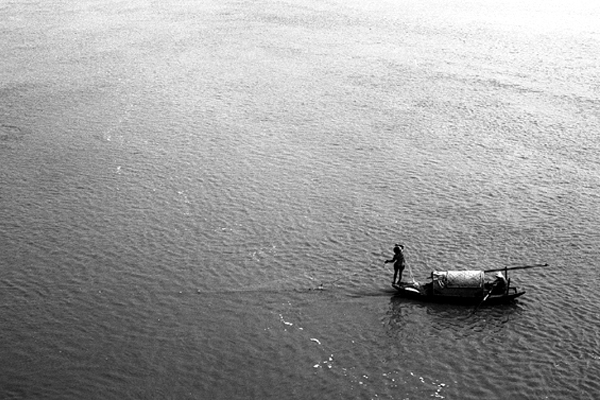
[1,0,599,399]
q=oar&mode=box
[483,263,548,273]
[481,283,496,303]
[470,281,497,314]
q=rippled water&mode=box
[1,0,599,399]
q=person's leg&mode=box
[393,267,398,284]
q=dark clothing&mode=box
[492,275,507,294]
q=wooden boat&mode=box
[392,266,536,305]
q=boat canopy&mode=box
[431,270,484,297]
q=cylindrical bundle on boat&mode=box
[431,271,484,297]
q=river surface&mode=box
[1,0,599,399]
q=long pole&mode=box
[483,263,548,273]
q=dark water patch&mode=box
[0,123,28,144]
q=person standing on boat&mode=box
[385,244,405,285]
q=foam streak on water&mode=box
[1,0,599,399]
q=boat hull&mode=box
[392,282,525,305]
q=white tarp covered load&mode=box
[431,270,484,297]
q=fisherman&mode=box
[384,244,406,285]
[492,272,507,294]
